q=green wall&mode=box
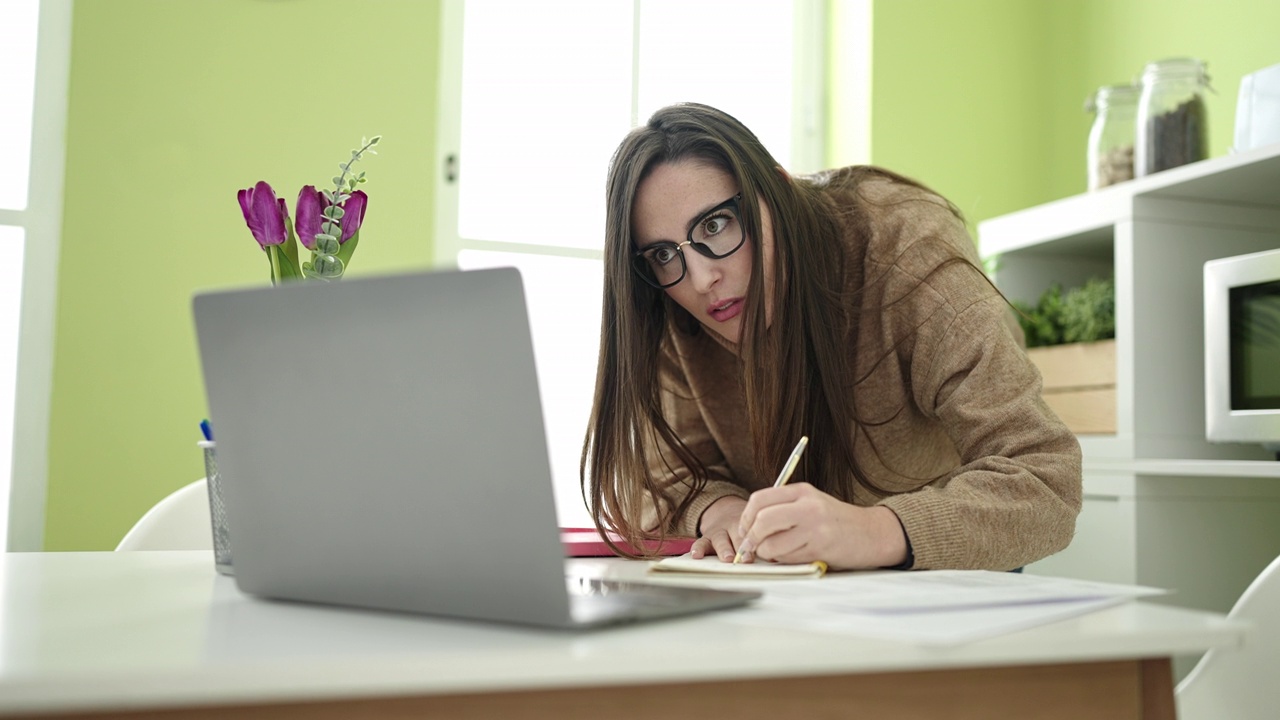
[870,0,1280,228]
[1071,0,1280,166]
[38,0,1280,549]
[45,0,441,549]
[870,1,1078,227]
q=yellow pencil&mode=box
[733,436,809,564]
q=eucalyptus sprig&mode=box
[237,135,381,285]
[304,135,381,280]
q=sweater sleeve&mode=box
[862,188,1082,570]
[879,293,1083,570]
[639,336,751,537]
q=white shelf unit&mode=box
[978,143,1280,675]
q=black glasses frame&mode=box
[631,194,745,289]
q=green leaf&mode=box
[313,253,344,278]
[335,231,360,270]
[315,236,339,255]
[276,244,302,281]
[281,222,302,280]
[1061,278,1116,343]
[332,176,343,185]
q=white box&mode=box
[1234,62,1280,152]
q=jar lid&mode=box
[1085,84,1139,113]
[1141,57,1211,86]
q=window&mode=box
[1,0,71,550]
[435,0,825,527]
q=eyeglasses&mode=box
[632,194,745,289]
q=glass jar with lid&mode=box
[1086,84,1138,190]
[1135,57,1210,176]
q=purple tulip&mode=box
[340,190,367,242]
[294,187,368,248]
[294,186,324,250]
[237,181,289,248]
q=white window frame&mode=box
[2,0,72,551]
[431,0,830,524]
[432,0,829,268]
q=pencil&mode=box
[733,436,809,564]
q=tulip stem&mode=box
[268,245,283,286]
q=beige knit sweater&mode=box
[642,168,1082,571]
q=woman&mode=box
[581,103,1081,571]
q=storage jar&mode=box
[1086,84,1138,190]
[1135,57,1210,176]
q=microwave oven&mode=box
[1204,247,1280,455]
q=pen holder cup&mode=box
[199,441,234,575]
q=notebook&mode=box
[652,554,828,578]
[191,266,760,629]
[560,527,696,557]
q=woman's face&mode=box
[632,160,774,344]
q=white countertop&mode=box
[0,551,1247,716]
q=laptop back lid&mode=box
[193,267,574,626]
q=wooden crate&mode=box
[1026,339,1116,434]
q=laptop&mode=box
[191,266,759,629]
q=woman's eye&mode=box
[652,247,677,264]
[702,215,729,236]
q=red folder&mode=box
[560,527,696,557]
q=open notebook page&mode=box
[650,553,827,578]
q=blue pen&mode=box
[200,419,214,442]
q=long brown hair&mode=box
[581,103,969,555]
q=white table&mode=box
[0,552,1246,719]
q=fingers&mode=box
[736,507,800,562]
[691,529,739,562]
[737,483,809,531]
[736,483,813,561]
[693,495,748,563]
[690,536,713,559]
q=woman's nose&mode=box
[682,249,720,293]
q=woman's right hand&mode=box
[691,496,748,562]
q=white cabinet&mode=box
[978,144,1280,676]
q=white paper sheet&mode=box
[659,570,1167,646]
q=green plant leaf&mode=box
[1061,278,1116,343]
[276,244,301,281]
[280,223,301,281]
[336,231,360,270]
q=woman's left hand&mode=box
[735,483,908,571]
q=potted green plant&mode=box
[1013,278,1117,434]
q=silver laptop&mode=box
[192,266,759,629]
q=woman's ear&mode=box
[775,165,791,183]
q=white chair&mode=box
[115,478,214,551]
[1176,553,1280,720]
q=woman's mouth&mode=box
[707,298,743,323]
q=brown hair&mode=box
[581,102,972,555]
